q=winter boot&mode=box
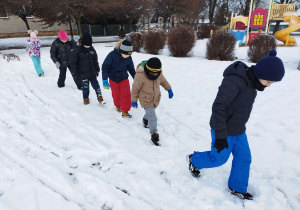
[229,187,253,200]
[151,133,160,146]
[83,98,90,105]
[187,154,201,178]
[116,106,121,112]
[39,73,44,77]
[122,111,132,118]
[143,118,149,128]
[98,96,104,104]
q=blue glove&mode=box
[103,80,110,90]
[131,102,138,109]
[168,89,173,99]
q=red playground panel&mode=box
[249,33,261,43]
[236,22,247,30]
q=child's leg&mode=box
[82,79,90,99]
[228,132,251,193]
[90,77,102,98]
[67,65,82,89]
[110,80,121,107]
[58,66,67,87]
[119,79,131,111]
[191,129,234,170]
[31,57,44,76]
[144,108,158,134]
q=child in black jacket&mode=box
[50,30,82,89]
[70,32,103,105]
[188,50,285,200]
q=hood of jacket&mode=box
[223,61,253,86]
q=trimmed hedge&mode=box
[143,29,166,55]
[248,35,276,63]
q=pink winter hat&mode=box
[58,30,68,40]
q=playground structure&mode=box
[215,0,299,46]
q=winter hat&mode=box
[254,49,285,81]
[81,32,93,46]
[144,57,162,80]
[28,30,38,41]
[119,36,133,55]
[58,30,68,41]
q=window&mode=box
[0,5,8,18]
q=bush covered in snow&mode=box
[248,35,276,63]
[206,31,236,61]
[197,24,218,39]
[168,25,195,57]
[143,29,166,55]
[129,32,143,52]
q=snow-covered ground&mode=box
[0,36,300,210]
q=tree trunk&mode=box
[77,17,82,37]
[69,18,73,37]
[20,15,30,30]
[273,21,281,35]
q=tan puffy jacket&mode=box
[131,63,171,108]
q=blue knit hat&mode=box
[254,49,285,81]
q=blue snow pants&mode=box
[191,129,252,193]
[82,77,102,99]
[31,57,44,76]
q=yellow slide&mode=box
[275,15,300,45]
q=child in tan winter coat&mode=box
[131,57,173,146]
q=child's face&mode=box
[61,39,67,43]
[84,45,91,48]
[259,79,275,87]
[149,72,158,76]
[121,53,130,59]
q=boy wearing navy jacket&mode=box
[102,37,136,118]
[188,50,285,200]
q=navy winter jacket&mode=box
[102,48,135,83]
[70,46,100,79]
[50,38,77,68]
[210,61,257,140]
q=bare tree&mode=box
[208,0,219,24]
[151,0,189,31]
[0,0,33,30]
[33,0,116,37]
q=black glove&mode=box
[213,139,228,153]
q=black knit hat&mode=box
[144,57,162,80]
[254,49,285,81]
[119,36,133,55]
[146,57,162,73]
[81,32,92,46]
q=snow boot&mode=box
[151,133,160,146]
[116,106,121,112]
[143,118,149,128]
[83,98,90,105]
[122,111,132,118]
[39,73,44,77]
[98,96,104,104]
[187,154,201,178]
[229,187,253,200]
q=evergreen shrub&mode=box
[206,31,236,61]
[248,35,276,63]
[168,25,196,57]
[143,29,166,55]
[129,32,143,52]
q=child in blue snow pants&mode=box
[188,49,285,200]
[31,57,44,76]
[191,129,251,193]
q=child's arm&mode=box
[127,57,136,79]
[102,52,113,81]
[50,41,59,64]
[131,72,143,103]
[69,48,79,78]
[94,51,100,75]
[211,75,245,140]
[160,72,171,91]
